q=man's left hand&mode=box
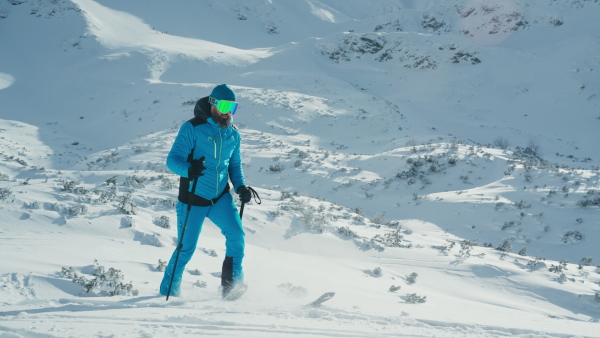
[237,185,252,203]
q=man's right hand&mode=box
[188,156,206,179]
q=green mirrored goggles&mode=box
[209,96,239,115]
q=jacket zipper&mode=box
[215,129,223,197]
[208,136,216,158]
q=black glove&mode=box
[237,185,252,203]
[188,156,206,179]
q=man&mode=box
[160,84,252,299]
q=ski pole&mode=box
[239,187,261,219]
[239,202,245,219]
[166,174,198,300]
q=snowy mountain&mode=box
[1,0,599,337]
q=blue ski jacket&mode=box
[167,97,246,203]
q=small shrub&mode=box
[496,239,512,252]
[459,239,478,259]
[493,137,510,149]
[405,272,418,284]
[549,19,564,27]
[154,215,170,229]
[269,163,284,172]
[576,196,600,207]
[549,260,568,274]
[352,207,365,216]
[389,285,401,292]
[161,178,176,189]
[438,240,456,255]
[59,180,88,194]
[518,247,527,256]
[526,257,546,271]
[118,192,138,215]
[372,213,386,225]
[371,267,383,277]
[337,226,358,238]
[299,206,327,232]
[513,200,532,209]
[296,150,310,159]
[524,139,542,158]
[124,175,147,189]
[0,187,15,202]
[354,238,385,252]
[280,191,299,200]
[199,247,218,257]
[556,273,568,283]
[122,215,134,228]
[149,197,177,208]
[194,280,207,288]
[189,269,202,275]
[372,229,409,248]
[161,198,177,208]
[501,221,516,230]
[65,204,88,216]
[404,293,427,304]
[181,98,198,106]
[353,214,365,223]
[562,231,584,244]
[105,176,118,186]
[60,260,138,296]
[578,257,593,269]
[268,210,284,219]
[96,186,117,203]
[156,259,167,272]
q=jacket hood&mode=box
[193,96,212,122]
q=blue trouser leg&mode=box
[207,193,245,284]
[160,193,245,296]
[160,202,208,296]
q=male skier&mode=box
[160,84,252,299]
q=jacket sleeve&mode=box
[228,132,246,191]
[167,122,194,178]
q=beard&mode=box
[212,110,231,128]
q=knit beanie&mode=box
[210,84,237,102]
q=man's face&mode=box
[211,105,232,128]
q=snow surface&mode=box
[1,0,599,337]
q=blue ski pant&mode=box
[160,192,244,296]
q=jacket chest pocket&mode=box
[206,136,218,158]
[204,134,235,160]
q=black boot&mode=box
[221,256,233,299]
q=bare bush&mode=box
[493,136,511,149]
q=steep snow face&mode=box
[0,0,599,337]
[71,0,276,67]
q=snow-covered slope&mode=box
[1,0,599,337]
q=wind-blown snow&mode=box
[0,72,14,90]
[0,0,599,337]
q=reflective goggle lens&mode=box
[214,99,239,115]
